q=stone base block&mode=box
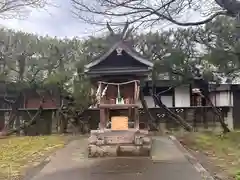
[88,144,151,158]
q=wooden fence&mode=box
[85,106,231,131]
[0,108,55,135]
[0,106,232,135]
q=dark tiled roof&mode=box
[85,41,153,70]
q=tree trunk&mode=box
[152,94,193,132]
[2,92,22,133]
[194,79,230,133]
[3,111,16,132]
[139,90,158,131]
[204,95,230,133]
[5,107,43,136]
[0,96,45,137]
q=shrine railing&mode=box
[92,80,140,108]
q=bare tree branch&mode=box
[71,0,230,27]
[0,0,48,19]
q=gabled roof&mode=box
[85,41,153,70]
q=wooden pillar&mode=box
[40,110,52,135]
[100,108,105,130]
[52,110,59,133]
[15,114,20,136]
[193,108,197,131]
[99,82,105,130]
[21,111,28,135]
[225,107,233,130]
[59,113,68,134]
[134,107,139,129]
[183,109,187,123]
[106,108,110,128]
[203,107,208,129]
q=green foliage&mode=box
[72,78,93,111]
[0,16,239,108]
[135,17,240,83]
[196,16,240,82]
[236,171,240,180]
[180,131,240,179]
[43,72,69,86]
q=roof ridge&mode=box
[85,40,153,69]
[119,42,150,61]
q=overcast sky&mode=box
[0,0,213,39]
[0,0,97,38]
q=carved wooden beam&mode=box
[122,21,129,39]
[106,22,115,36]
[106,21,134,40]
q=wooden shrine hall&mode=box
[85,37,153,157]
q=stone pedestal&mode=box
[88,129,152,157]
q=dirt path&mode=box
[29,136,205,180]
